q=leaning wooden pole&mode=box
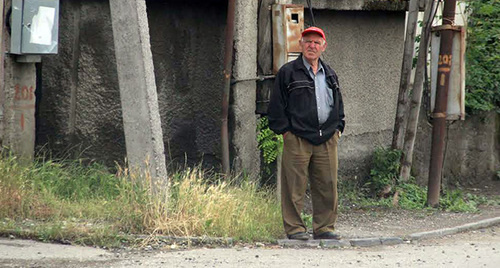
[392,0,420,150]
[400,0,434,181]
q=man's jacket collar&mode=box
[294,54,334,77]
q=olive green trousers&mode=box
[281,131,339,235]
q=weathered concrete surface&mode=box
[1,61,36,160]
[0,1,36,160]
[38,0,406,178]
[292,0,408,11]
[0,238,112,260]
[3,227,500,267]
[230,0,260,179]
[38,0,126,166]
[109,0,167,181]
[306,10,405,176]
[413,111,500,187]
[147,0,226,170]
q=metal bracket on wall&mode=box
[15,55,42,63]
[231,74,276,85]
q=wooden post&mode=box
[400,0,434,181]
[392,0,420,150]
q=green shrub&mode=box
[365,147,402,195]
[465,0,500,112]
[257,117,283,176]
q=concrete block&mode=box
[349,238,382,247]
[321,239,351,248]
[380,237,404,245]
[278,239,320,247]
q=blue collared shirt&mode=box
[302,57,333,125]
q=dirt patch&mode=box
[336,205,500,239]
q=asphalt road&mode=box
[1,226,499,268]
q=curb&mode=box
[405,216,500,241]
[278,216,500,248]
[132,235,234,247]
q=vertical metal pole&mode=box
[221,0,236,176]
[427,0,457,207]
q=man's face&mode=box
[300,33,327,63]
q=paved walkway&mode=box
[279,206,500,248]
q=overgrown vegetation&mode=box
[2,145,497,247]
[365,147,402,196]
[0,155,282,247]
[257,117,283,177]
[465,0,500,112]
[350,147,492,212]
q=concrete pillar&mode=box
[231,0,260,179]
[109,0,167,183]
[1,62,36,160]
[0,0,36,160]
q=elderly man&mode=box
[267,26,345,240]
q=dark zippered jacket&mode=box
[267,55,345,145]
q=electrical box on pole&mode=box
[272,4,304,74]
[430,25,466,120]
[10,0,60,62]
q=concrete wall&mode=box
[413,111,500,187]
[38,0,125,166]
[305,10,406,176]
[37,0,406,176]
[38,0,227,169]
[32,0,497,185]
[147,0,226,169]
[292,0,408,11]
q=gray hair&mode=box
[300,37,326,46]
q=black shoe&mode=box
[287,232,310,240]
[313,231,341,240]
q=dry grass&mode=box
[0,155,282,246]
[146,168,282,241]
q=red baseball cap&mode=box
[301,26,326,40]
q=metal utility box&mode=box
[272,4,304,74]
[10,0,60,55]
[430,25,466,120]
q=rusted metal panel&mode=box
[272,4,304,74]
[256,0,275,114]
[430,25,466,120]
[284,5,303,54]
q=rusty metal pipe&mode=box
[221,0,236,176]
[427,0,457,207]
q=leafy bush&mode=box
[365,147,402,195]
[257,117,283,175]
[465,0,500,112]
[360,147,489,212]
[397,183,427,210]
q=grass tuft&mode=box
[0,155,282,247]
